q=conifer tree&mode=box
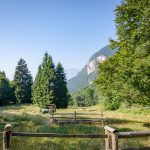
[0,71,14,106]
[14,58,33,103]
[32,52,56,108]
[54,62,69,108]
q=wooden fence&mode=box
[50,111,105,125]
[2,124,150,150]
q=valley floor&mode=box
[0,104,149,150]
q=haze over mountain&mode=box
[67,45,117,93]
[65,69,79,80]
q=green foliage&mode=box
[0,71,14,106]
[14,58,33,103]
[32,53,69,108]
[32,52,56,108]
[95,0,150,110]
[118,105,150,115]
[71,85,98,107]
[54,63,69,108]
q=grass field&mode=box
[0,104,150,150]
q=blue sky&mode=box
[0,0,121,80]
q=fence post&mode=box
[3,124,12,150]
[101,111,104,126]
[105,129,111,150]
[51,111,54,122]
[49,110,54,123]
[104,126,118,150]
[75,111,76,124]
[112,131,118,150]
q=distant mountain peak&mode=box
[87,55,106,75]
[67,45,117,93]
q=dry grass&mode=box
[0,104,149,149]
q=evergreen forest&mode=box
[0,53,69,109]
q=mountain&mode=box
[67,45,117,93]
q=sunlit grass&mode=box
[0,104,149,149]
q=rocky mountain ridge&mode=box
[67,45,117,92]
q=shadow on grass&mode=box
[0,112,149,150]
[0,111,47,133]
[0,111,105,150]
[9,137,105,150]
[105,117,142,124]
[36,124,104,134]
[143,123,150,128]
[0,111,104,134]
[0,104,28,111]
[120,137,150,150]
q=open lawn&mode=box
[0,104,149,150]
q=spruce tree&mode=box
[0,71,13,106]
[14,58,33,103]
[32,52,56,108]
[55,62,69,108]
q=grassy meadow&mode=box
[0,104,150,150]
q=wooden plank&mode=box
[53,119,104,123]
[121,148,150,150]
[12,132,107,138]
[52,117,104,120]
[75,111,76,124]
[54,113,105,115]
[111,132,118,150]
[76,113,105,115]
[105,130,111,150]
[104,126,117,133]
[118,131,150,138]
[55,119,104,124]
[52,117,77,119]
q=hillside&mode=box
[67,45,117,92]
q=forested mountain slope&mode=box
[67,45,117,92]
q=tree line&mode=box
[0,52,69,108]
[69,0,150,110]
[95,0,150,110]
[70,85,98,107]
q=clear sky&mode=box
[0,0,121,80]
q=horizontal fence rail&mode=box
[51,117,104,119]
[118,130,150,138]
[50,111,105,125]
[2,124,150,150]
[12,132,107,138]
[53,113,105,115]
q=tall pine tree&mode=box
[14,58,33,103]
[32,52,56,108]
[55,62,69,108]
